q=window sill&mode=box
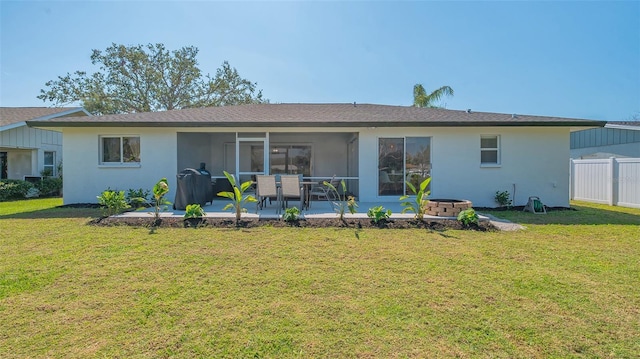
[480,163,501,168]
[98,163,141,168]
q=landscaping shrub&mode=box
[97,189,130,216]
[283,206,301,222]
[126,188,150,208]
[183,203,207,228]
[458,208,479,227]
[35,177,63,197]
[495,190,512,208]
[0,180,35,201]
[367,205,391,224]
[184,203,206,218]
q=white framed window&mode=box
[99,136,141,165]
[480,135,500,166]
[43,151,55,176]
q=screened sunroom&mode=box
[176,131,360,197]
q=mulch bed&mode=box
[67,203,495,231]
[89,216,496,231]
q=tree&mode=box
[413,83,454,108]
[38,43,266,115]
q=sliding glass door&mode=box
[236,133,267,184]
[270,145,311,176]
[405,137,431,195]
[378,138,404,196]
[378,137,431,196]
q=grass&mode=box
[0,198,639,358]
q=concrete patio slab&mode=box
[115,200,491,223]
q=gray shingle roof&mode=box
[1,107,88,127]
[25,103,606,128]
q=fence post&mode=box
[608,157,615,206]
[569,159,574,201]
[612,157,621,206]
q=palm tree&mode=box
[413,83,454,108]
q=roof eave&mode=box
[1,121,27,131]
[26,120,608,128]
[27,107,92,122]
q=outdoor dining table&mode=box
[254,179,321,211]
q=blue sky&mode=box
[1,1,638,121]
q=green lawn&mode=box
[1,199,638,358]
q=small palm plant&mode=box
[217,171,257,223]
[323,179,358,221]
[399,177,431,220]
[151,178,171,227]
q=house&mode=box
[27,103,605,208]
[570,121,640,159]
[1,107,91,180]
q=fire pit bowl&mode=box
[425,199,473,217]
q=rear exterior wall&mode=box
[61,126,570,208]
[358,126,570,208]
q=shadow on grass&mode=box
[0,207,102,220]
[482,203,640,226]
[0,198,103,219]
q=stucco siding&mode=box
[62,128,177,204]
[359,127,570,208]
[62,126,571,208]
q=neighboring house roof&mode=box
[605,121,640,131]
[1,107,91,131]
[571,120,640,150]
[26,103,605,128]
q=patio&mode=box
[116,198,489,222]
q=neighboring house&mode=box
[570,121,640,159]
[0,107,91,180]
[27,103,604,208]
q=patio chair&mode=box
[308,176,339,207]
[280,175,304,210]
[255,175,280,214]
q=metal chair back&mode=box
[327,176,341,201]
[255,175,280,213]
[280,175,303,210]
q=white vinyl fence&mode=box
[570,158,640,208]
